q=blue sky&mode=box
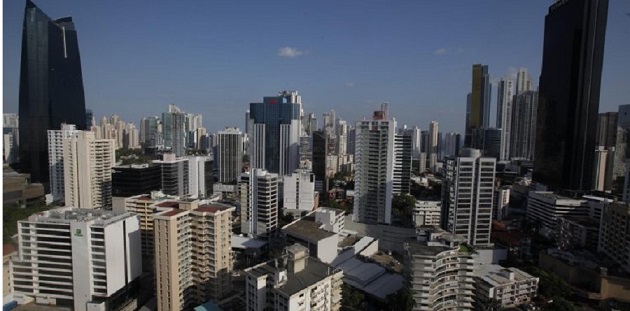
[3,1,630,134]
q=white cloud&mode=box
[433,48,448,55]
[278,47,305,58]
[345,82,355,88]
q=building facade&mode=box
[534,0,609,190]
[12,208,141,311]
[240,169,279,237]
[216,127,244,183]
[442,149,495,246]
[353,110,396,224]
[598,202,630,273]
[465,64,491,148]
[63,131,115,209]
[245,244,343,311]
[47,124,80,202]
[18,0,87,183]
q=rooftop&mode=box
[160,209,186,217]
[194,204,234,214]
[246,255,337,297]
[282,219,336,242]
[474,264,537,287]
[25,207,134,226]
[406,238,454,257]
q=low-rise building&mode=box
[474,264,538,309]
[526,191,588,237]
[413,200,441,227]
[245,244,343,311]
[557,216,599,252]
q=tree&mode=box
[392,194,416,227]
[341,283,364,311]
[385,288,416,311]
[3,199,54,243]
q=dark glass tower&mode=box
[533,0,608,191]
[248,91,302,176]
[19,0,87,183]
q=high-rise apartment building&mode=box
[47,124,80,202]
[596,112,618,148]
[245,244,343,311]
[598,201,630,273]
[283,169,316,213]
[19,0,87,183]
[442,132,461,159]
[12,208,141,311]
[393,129,412,195]
[353,109,396,225]
[162,104,187,157]
[186,156,213,199]
[3,114,19,164]
[140,116,160,147]
[311,130,327,194]
[496,78,514,160]
[534,0,609,191]
[248,91,303,176]
[63,131,115,209]
[240,169,279,237]
[465,64,491,148]
[404,227,475,311]
[510,91,538,160]
[515,68,532,96]
[153,153,190,197]
[216,127,244,183]
[428,121,439,170]
[154,201,234,310]
[613,105,630,194]
[482,128,502,160]
[442,149,495,246]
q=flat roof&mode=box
[474,264,536,287]
[25,207,134,226]
[406,238,453,257]
[160,209,185,217]
[195,204,233,214]
[155,201,180,208]
[282,219,336,242]
[247,256,337,296]
[232,234,268,250]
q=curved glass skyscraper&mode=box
[19,0,87,184]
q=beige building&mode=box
[154,200,235,311]
[63,131,115,209]
[474,265,539,309]
[599,201,630,273]
[4,244,17,298]
[245,244,343,311]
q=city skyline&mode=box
[4,1,630,134]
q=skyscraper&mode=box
[393,129,412,195]
[515,68,532,96]
[496,78,514,160]
[465,64,491,148]
[216,127,244,183]
[47,124,79,202]
[428,121,439,171]
[534,0,609,191]
[239,169,279,238]
[442,149,495,247]
[19,0,87,183]
[162,104,187,157]
[248,91,303,176]
[63,131,115,209]
[510,91,538,160]
[353,108,396,225]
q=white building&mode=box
[474,264,539,309]
[216,127,244,183]
[240,169,279,237]
[428,121,439,171]
[496,78,514,161]
[12,208,142,311]
[283,169,316,213]
[245,244,343,311]
[47,124,80,202]
[494,186,510,220]
[442,149,496,246]
[63,131,115,209]
[353,111,395,225]
[186,155,212,199]
[405,227,475,311]
[526,191,588,236]
[413,201,441,227]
